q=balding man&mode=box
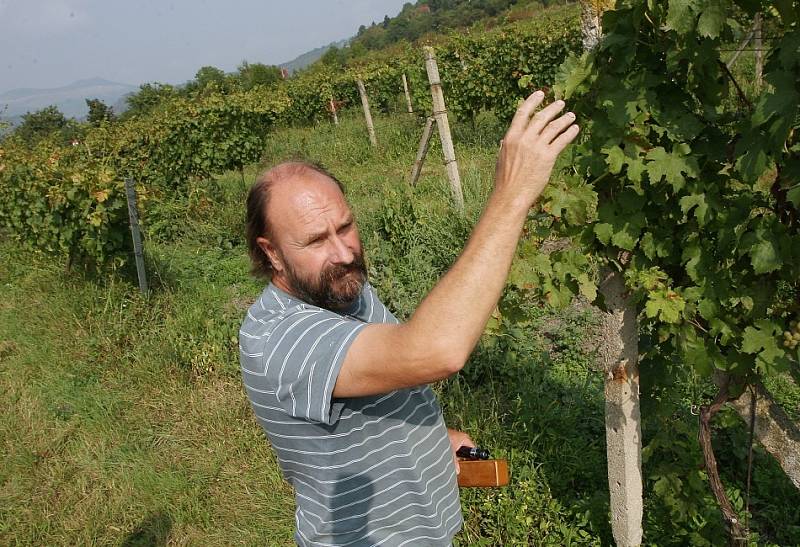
[239,91,578,546]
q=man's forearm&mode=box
[333,93,578,397]
[402,93,579,374]
[405,188,530,368]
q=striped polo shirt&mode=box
[239,282,462,546]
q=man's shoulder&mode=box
[243,284,300,323]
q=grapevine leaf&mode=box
[741,321,778,354]
[753,71,800,126]
[787,186,800,208]
[594,223,614,245]
[640,232,672,260]
[772,0,798,25]
[601,85,646,127]
[645,144,698,191]
[682,243,705,282]
[679,328,714,376]
[602,145,626,174]
[679,194,709,226]
[666,0,697,35]
[696,0,729,39]
[551,182,597,225]
[554,52,594,100]
[741,320,790,375]
[698,298,718,320]
[577,272,597,301]
[654,101,705,141]
[741,229,783,274]
[645,289,686,324]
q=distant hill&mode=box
[0,78,137,121]
[281,38,351,74]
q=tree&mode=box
[85,98,114,126]
[13,105,75,144]
[121,83,177,119]
[237,61,282,90]
[319,46,347,68]
[194,65,226,89]
[0,106,10,140]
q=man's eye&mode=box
[338,223,353,234]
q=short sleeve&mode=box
[262,306,366,425]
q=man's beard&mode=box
[282,251,367,312]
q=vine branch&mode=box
[718,60,753,111]
[699,375,747,545]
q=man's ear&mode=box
[257,236,284,273]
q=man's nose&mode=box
[330,234,354,264]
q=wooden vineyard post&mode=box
[423,46,465,213]
[754,13,763,90]
[598,268,643,547]
[402,73,414,113]
[356,79,377,147]
[329,95,339,125]
[124,178,149,297]
[409,116,436,186]
[726,17,757,69]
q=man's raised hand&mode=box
[494,90,579,206]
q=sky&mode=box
[0,0,411,92]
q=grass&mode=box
[2,106,799,545]
[0,243,295,545]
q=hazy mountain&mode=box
[280,38,351,74]
[0,78,137,120]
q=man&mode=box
[239,91,578,546]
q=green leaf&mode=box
[544,181,598,226]
[554,52,594,100]
[680,327,714,376]
[696,0,729,38]
[753,71,800,126]
[741,320,790,375]
[666,0,697,35]
[741,229,783,274]
[645,144,699,192]
[679,194,709,226]
[576,272,597,301]
[787,186,800,208]
[602,144,626,175]
[594,222,614,245]
[645,289,686,323]
[697,298,718,320]
[741,321,777,354]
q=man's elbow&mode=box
[431,340,469,378]
[397,324,469,380]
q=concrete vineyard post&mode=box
[423,46,464,213]
[124,178,149,297]
[599,269,643,547]
[356,79,377,147]
[409,116,436,186]
[402,73,413,113]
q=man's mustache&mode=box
[322,254,366,282]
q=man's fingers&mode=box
[540,111,577,144]
[549,123,580,152]
[526,99,566,136]
[508,91,546,135]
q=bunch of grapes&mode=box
[784,320,800,350]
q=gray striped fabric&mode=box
[239,282,462,546]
